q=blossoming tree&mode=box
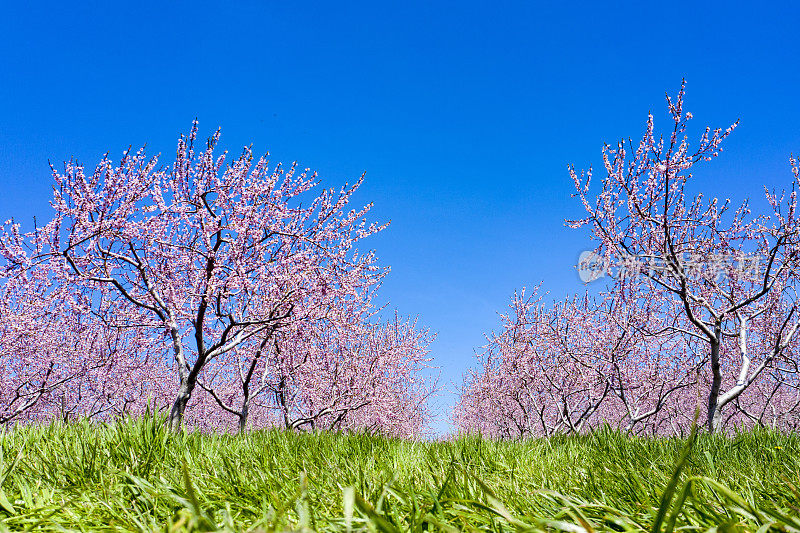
[453,284,695,437]
[568,81,800,431]
[25,122,387,431]
[196,312,435,436]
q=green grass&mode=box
[1,415,799,531]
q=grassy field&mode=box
[1,416,799,531]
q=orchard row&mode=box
[3,82,799,437]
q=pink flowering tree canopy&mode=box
[25,122,388,430]
[568,81,800,431]
[455,81,800,437]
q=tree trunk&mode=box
[706,335,722,433]
[168,321,193,432]
[168,383,193,432]
[238,401,249,433]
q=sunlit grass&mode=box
[1,414,799,531]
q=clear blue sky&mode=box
[2,2,799,435]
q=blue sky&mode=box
[2,2,799,434]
